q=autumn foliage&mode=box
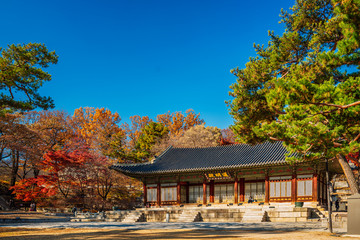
[5,107,227,210]
[10,176,56,202]
[11,142,122,209]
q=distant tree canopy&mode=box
[175,125,221,148]
[4,108,211,208]
[122,110,207,162]
[227,0,360,193]
[134,122,169,161]
[0,43,58,113]
[157,109,205,136]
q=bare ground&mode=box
[0,211,70,220]
[0,228,358,240]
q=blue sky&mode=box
[1,0,295,129]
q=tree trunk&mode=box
[10,150,19,187]
[326,159,333,233]
[337,154,360,194]
[33,168,40,178]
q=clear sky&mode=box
[1,0,295,129]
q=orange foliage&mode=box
[73,107,124,156]
[10,176,57,202]
[24,110,74,151]
[121,115,152,151]
[73,107,121,140]
[156,109,204,136]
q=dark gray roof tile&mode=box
[111,141,297,176]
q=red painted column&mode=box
[143,183,147,207]
[234,177,238,204]
[157,182,161,206]
[210,180,214,203]
[177,182,181,205]
[203,179,207,205]
[313,173,318,202]
[291,173,297,203]
[186,182,189,203]
[265,176,270,203]
[239,178,245,202]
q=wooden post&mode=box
[291,172,297,203]
[313,173,318,202]
[265,176,270,203]
[177,182,181,205]
[203,179,207,205]
[143,182,147,207]
[210,180,214,203]
[239,178,245,202]
[323,177,326,204]
[157,182,161,206]
[234,176,238,204]
[186,182,189,203]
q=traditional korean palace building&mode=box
[111,142,328,207]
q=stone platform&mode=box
[71,202,329,224]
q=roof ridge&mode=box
[171,143,246,150]
[157,145,173,158]
[111,161,153,167]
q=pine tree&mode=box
[0,43,58,113]
[228,0,360,193]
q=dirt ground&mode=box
[0,211,70,220]
[0,228,359,240]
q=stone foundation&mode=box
[72,203,328,223]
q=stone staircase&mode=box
[241,208,266,223]
[200,208,243,222]
[306,206,328,226]
[316,206,328,218]
[100,204,331,224]
[122,211,145,222]
[177,210,202,222]
[71,211,106,222]
[105,210,128,222]
[309,207,327,220]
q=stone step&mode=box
[122,211,144,222]
[177,211,202,222]
[307,218,322,222]
[241,209,266,223]
[244,212,264,215]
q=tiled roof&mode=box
[110,141,297,176]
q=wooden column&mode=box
[313,173,318,202]
[234,176,238,204]
[291,172,297,203]
[239,178,245,202]
[186,182,189,203]
[322,175,326,205]
[203,179,207,205]
[265,176,270,203]
[210,180,214,203]
[157,182,161,206]
[177,182,181,205]
[143,182,147,207]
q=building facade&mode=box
[111,142,328,207]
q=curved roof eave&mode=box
[111,161,286,178]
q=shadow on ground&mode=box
[0,228,347,240]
